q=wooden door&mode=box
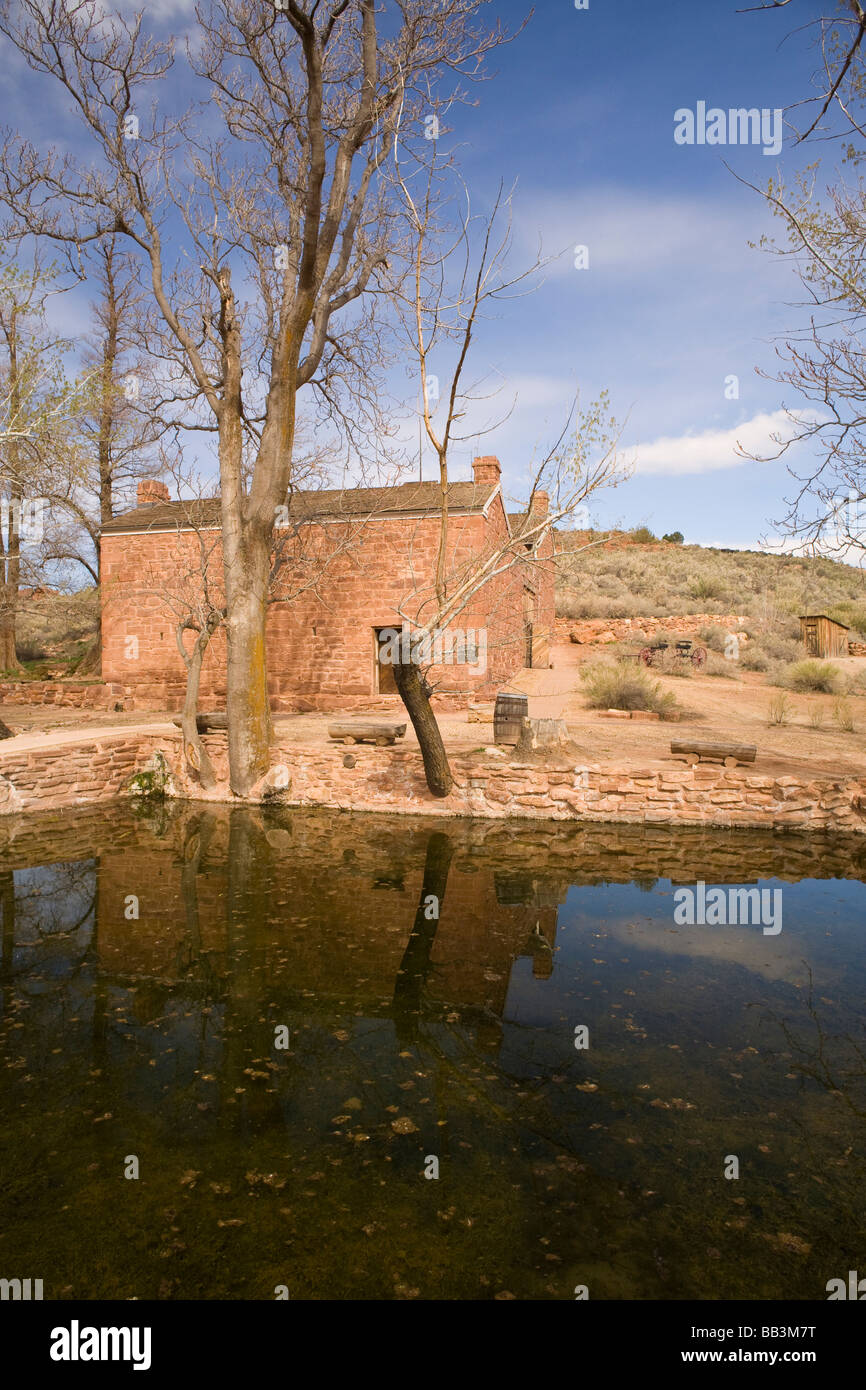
[375,628,398,693]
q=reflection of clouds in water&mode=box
[598,912,819,988]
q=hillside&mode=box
[555,533,866,639]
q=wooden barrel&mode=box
[494,690,528,745]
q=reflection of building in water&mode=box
[4,807,864,1050]
[92,821,564,1035]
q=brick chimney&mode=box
[531,490,549,516]
[137,479,170,507]
[472,455,501,489]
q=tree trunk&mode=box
[393,658,453,797]
[223,541,272,797]
[0,610,17,672]
[179,630,218,792]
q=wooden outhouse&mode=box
[799,614,849,659]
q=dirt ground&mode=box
[1,643,864,779]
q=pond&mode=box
[1,804,864,1300]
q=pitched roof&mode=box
[101,480,499,535]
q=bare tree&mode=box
[0,0,508,792]
[385,160,628,794]
[736,1,866,560]
[0,254,88,670]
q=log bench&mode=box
[171,712,228,733]
[670,739,757,768]
[328,719,407,747]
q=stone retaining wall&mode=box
[0,680,125,709]
[1,727,865,834]
[554,613,750,645]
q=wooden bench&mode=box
[670,739,757,768]
[328,719,407,747]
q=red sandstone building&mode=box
[100,456,555,711]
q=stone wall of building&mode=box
[99,459,555,712]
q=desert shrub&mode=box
[689,575,727,602]
[663,531,684,544]
[13,638,46,662]
[783,659,842,693]
[833,697,855,732]
[631,524,657,544]
[760,631,806,664]
[580,660,680,719]
[739,645,769,672]
[704,650,741,678]
[809,704,826,729]
[699,625,728,654]
[767,692,792,725]
[829,601,866,638]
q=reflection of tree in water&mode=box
[391,831,454,1046]
[755,967,866,1244]
[762,966,866,1120]
[0,860,97,984]
[174,810,225,1004]
[385,831,598,1166]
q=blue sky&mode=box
[1,0,836,550]
[444,0,830,547]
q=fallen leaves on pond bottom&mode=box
[764,1232,811,1256]
[575,1081,598,1092]
[180,1170,201,1187]
[391,1117,419,1134]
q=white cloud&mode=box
[628,409,824,477]
[515,186,773,280]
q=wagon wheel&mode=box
[639,647,654,667]
[691,646,707,668]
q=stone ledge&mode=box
[1,729,865,835]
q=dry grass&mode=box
[580,658,680,720]
[556,533,866,636]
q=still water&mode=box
[1,804,864,1300]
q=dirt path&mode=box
[2,644,864,780]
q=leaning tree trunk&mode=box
[393,658,453,797]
